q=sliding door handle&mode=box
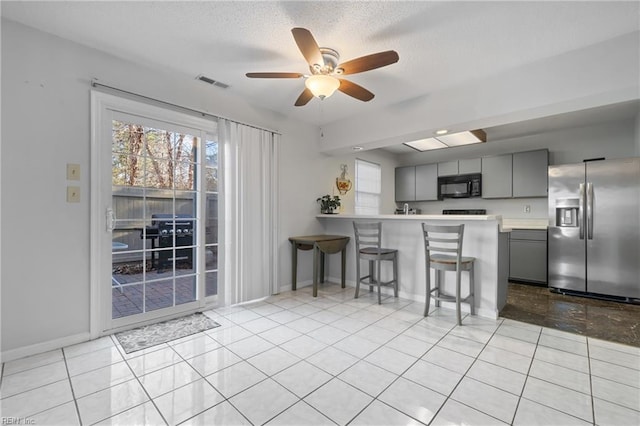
[106,207,116,232]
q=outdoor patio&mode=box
[111,262,217,319]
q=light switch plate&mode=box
[67,186,80,202]
[67,163,80,180]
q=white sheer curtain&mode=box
[219,119,280,305]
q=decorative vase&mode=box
[336,164,352,195]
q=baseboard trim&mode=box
[1,332,91,363]
[277,279,314,294]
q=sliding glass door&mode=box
[92,92,219,332]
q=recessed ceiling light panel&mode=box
[436,129,486,146]
[404,138,448,151]
[404,129,486,151]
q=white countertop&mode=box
[317,214,549,232]
[317,213,502,221]
[317,213,512,232]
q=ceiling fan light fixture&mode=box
[305,75,340,99]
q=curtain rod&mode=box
[91,80,281,135]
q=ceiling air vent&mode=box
[196,75,230,89]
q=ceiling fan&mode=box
[246,28,399,106]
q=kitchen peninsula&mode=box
[317,214,510,319]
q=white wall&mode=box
[0,19,326,356]
[313,149,400,215]
[394,118,637,218]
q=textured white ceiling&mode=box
[2,1,639,128]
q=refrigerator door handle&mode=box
[587,182,594,240]
[578,183,585,240]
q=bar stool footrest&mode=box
[431,293,473,304]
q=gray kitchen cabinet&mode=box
[437,161,458,176]
[482,154,513,198]
[395,166,416,201]
[513,149,549,197]
[415,163,438,200]
[438,158,481,177]
[509,229,547,284]
[459,158,482,174]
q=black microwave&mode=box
[437,173,482,200]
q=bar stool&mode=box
[422,223,475,325]
[353,222,399,304]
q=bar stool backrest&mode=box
[422,223,465,266]
[353,222,382,252]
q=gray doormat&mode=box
[115,312,221,354]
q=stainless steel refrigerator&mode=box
[548,157,640,300]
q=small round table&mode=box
[289,234,350,297]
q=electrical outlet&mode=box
[67,186,80,202]
[67,163,80,180]
[524,204,531,213]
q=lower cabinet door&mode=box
[509,239,547,283]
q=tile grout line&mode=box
[422,315,506,426]
[218,288,423,424]
[587,337,596,425]
[110,333,171,426]
[508,324,542,425]
[507,325,597,425]
[307,292,427,425]
[346,309,476,425]
[61,346,83,426]
[0,359,77,421]
[214,293,394,424]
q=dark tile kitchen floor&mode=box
[500,282,640,347]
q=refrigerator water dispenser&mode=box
[555,199,579,227]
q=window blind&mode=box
[355,159,381,215]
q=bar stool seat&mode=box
[359,247,398,256]
[429,253,476,265]
[422,223,475,325]
[353,222,399,304]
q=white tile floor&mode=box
[2,283,640,425]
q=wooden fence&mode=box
[112,186,218,264]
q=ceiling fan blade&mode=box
[294,88,314,106]
[291,27,324,67]
[338,79,375,102]
[338,50,399,75]
[246,72,304,78]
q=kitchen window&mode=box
[355,159,381,215]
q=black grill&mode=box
[150,214,194,270]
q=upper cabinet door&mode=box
[395,166,416,201]
[459,158,482,174]
[513,149,549,197]
[482,154,513,198]
[415,163,438,201]
[437,161,458,176]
